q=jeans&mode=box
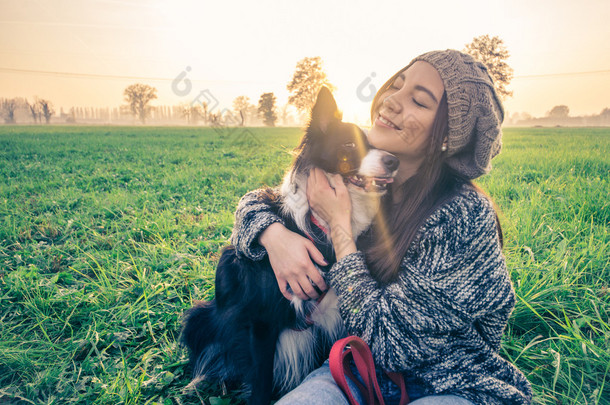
[275,361,475,405]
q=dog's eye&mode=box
[343,142,356,148]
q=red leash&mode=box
[330,336,409,405]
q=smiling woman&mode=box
[229,49,532,404]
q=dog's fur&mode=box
[180,87,398,404]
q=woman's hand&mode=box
[259,222,329,301]
[306,168,357,260]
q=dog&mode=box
[180,87,398,405]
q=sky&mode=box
[1,0,609,125]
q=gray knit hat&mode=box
[405,49,504,179]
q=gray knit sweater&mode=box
[229,185,532,405]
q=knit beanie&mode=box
[405,49,504,179]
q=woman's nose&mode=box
[383,95,401,113]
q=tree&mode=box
[26,99,41,123]
[37,99,54,124]
[511,111,532,124]
[233,96,254,126]
[123,83,157,124]
[180,103,204,125]
[208,111,222,126]
[67,107,76,123]
[245,104,259,125]
[548,105,569,118]
[197,101,209,125]
[287,56,335,113]
[258,92,278,127]
[464,35,514,99]
[1,98,20,124]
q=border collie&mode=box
[180,87,398,404]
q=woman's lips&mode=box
[375,114,400,130]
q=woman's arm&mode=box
[259,222,329,300]
[309,180,515,371]
[229,187,329,300]
[229,187,285,261]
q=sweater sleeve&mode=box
[229,187,285,261]
[326,190,515,371]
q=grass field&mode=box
[0,125,608,405]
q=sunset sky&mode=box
[1,0,609,125]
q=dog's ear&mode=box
[310,86,342,132]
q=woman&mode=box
[229,50,532,404]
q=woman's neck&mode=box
[392,157,424,197]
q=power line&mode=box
[514,70,610,79]
[0,67,275,85]
[1,66,610,83]
[0,66,193,82]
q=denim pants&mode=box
[275,360,475,405]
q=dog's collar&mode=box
[309,213,329,235]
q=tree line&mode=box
[0,97,55,124]
[507,106,610,127]
[5,35,604,127]
[120,55,334,126]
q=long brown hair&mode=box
[360,67,499,284]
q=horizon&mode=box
[1,0,609,126]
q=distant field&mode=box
[0,125,608,404]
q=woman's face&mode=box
[367,61,445,168]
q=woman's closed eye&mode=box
[413,98,427,108]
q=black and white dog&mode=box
[180,87,398,404]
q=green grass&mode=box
[0,125,608,404]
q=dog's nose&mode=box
[382,154,399,172]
